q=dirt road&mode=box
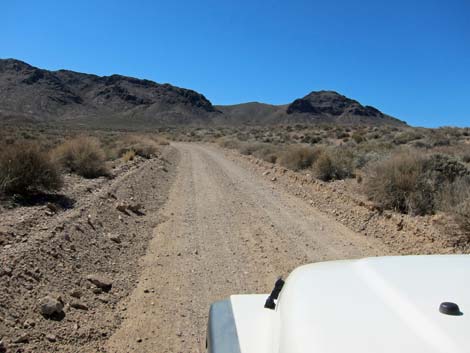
[106,143,390,353]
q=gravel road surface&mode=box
[106,143,390,353]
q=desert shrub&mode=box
[238,142,278,161]
[218,137,241,150]
[353,151,383,169]
[456,199,470,232]
[437,177,470,232]
[252,144,280,163]
[52,136,108,178]
[351,132,365,144]
[313,148,354,181]
[117,135,160,159]
[462,153,470,164]
[428,131,451,147]
[417,154,469,203]
[412,140,431,149]
[122,150,136,162]
[155,137,170,146]
[365,152,470,215]
[239,143,262,156]
[278,145,321,171]
[0,143,62,195]
[301,134,321,144]
[393,131,423,145]
[364,152,427,214]
[336,131,349,139]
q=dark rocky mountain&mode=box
[0,59,218,125]
[0,59,405,126]
[218,91,404,126]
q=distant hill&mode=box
[0,59,405,127]
[217,91,405,126]
[214,102,286,124]
[0,59,219,126]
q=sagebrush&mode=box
[52,136,108,178]
[0,143,62,195]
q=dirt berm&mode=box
[0,146,178,352]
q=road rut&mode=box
[106,143,390,353]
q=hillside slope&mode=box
[0,59,218,125]
[218,91,404,126]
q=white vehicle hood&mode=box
[228,255,470,353]
[276,255,470,353]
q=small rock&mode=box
[271,177,277,181]
[87,275,113,292]
[13,333,29,344]
[46,203,59,213]
[397,219,404,231]
[97,296,110,303]
[70,289,82,299]
[39,295,64,318]
[128,203,143,213]
[70,301,88,311]
[2,266,12,276]
[263,171,270,176]
[115,202,128,213]
[107,233,121,244]
[45,334,57,342]
[137,338,143,343]
[23,318,36,328]
[0,340,7,353]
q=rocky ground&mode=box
[0,146,178,353]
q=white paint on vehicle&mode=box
[231,255,470,353]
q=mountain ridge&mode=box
[0,59,405,126]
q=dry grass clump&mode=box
[278,145,321,171]
[437,177,470,232]
[365,152,430,214]
[122,150,136,162]
[153,136,170,146]
[0,143,62,195]
[365,152,470,216]
[456,199,470,232]
[217,137,241,150]
[118,135,160,159]
[313,148,354,181]
[238,142,280,163]
[252,144,280,163]
[351,132,365,144]
[52,136,108,178]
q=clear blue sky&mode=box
[2,0,469,127]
